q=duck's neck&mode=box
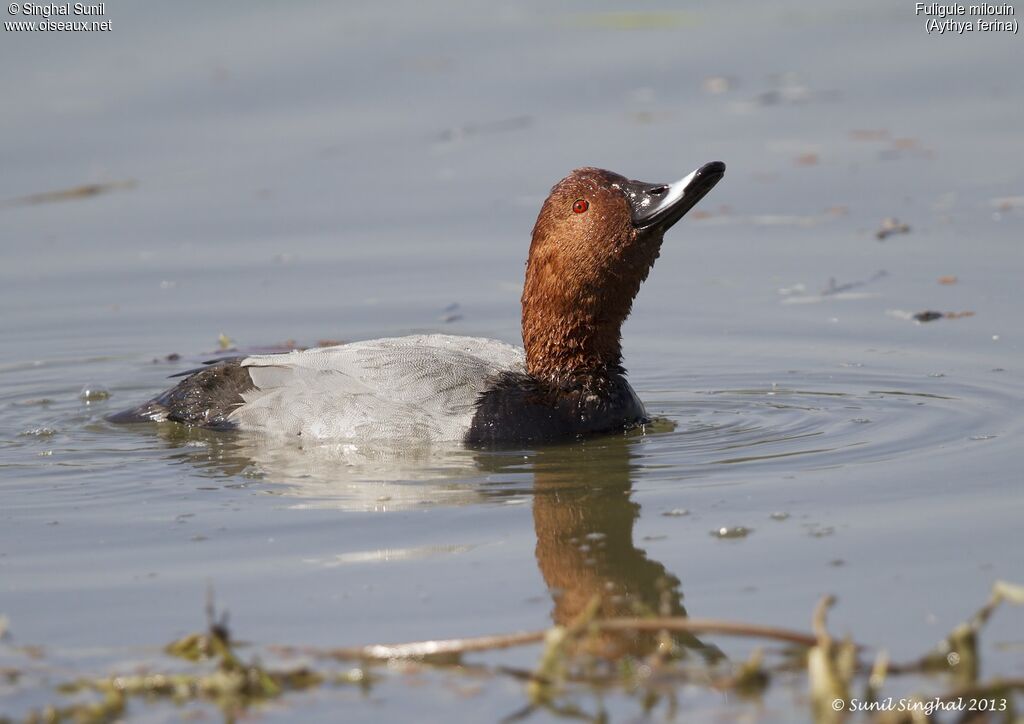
[521,288,629,385]
[520,221,663,387]
[522,316,624,385]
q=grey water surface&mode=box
[1,1,1022,721]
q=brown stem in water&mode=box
[282,616,820,662]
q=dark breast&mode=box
[465,370,647,447]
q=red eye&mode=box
[572,199,589,214]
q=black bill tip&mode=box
[625,161,726,230]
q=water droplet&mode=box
[79,385,110,402]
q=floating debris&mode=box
[662,508,690,518]
[990,195,1024,214]
[701,75,736,95]
[875,217,911,240]
[794,152,819,166]
[217,333,234,351]
[18,398,54,407]
[152,352,182,364]
[886,309,976,323]
[711,526,752,539]
[769,512,790,521]
[0,180,137,209]
[937,275,958,285]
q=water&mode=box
[2,1,1022,721]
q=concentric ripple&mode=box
[635,367,1022,477]
[1,353,1021,512]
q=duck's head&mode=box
[522,161,725,382]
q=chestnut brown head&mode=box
[521,162,725,381]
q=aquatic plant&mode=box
[3,582,1022,722]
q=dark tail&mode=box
[107,357,251,429]
[106,400,171,424]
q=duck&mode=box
[109,161,725,446]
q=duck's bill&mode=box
[625,161,726,231]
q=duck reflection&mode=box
[125,420,717,660]
[527,437,720,661]
[139,422,489,511]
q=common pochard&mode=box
[111,161,725,445]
